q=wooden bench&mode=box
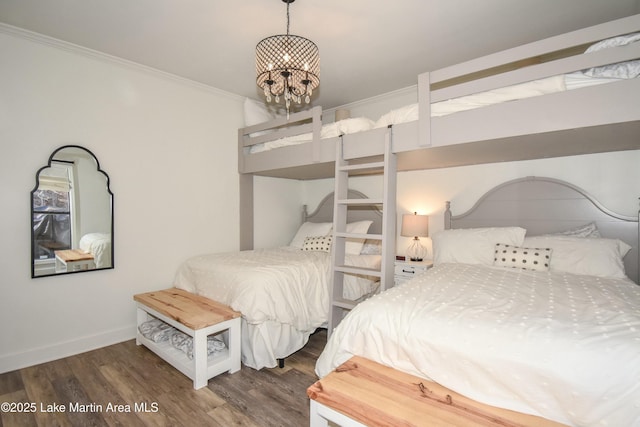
[134,288,241,389]
[307,356,568,427]
[55,249,95,272]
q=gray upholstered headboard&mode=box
[445,176,639,284]
[303,189,383,234]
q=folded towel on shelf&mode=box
[138,318,175,343]
[170,331,226,360]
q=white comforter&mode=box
[316,263,640,427]
[174,247,379,369]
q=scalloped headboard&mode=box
[303,189,383,234]
[445,176,639,283]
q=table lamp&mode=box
[401,212,429,261]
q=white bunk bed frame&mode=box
[239,14,640,249]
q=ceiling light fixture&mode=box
[256,0,319,116]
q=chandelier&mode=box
[256,0,319,115]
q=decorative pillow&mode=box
[493,243,552,272]
[547,222,601,238]
[432,227,527,266]
[522,236,631,279]
[302,236,332,253]
[289,222,333,248]
[373,104,419,128]
[345,221,373,255]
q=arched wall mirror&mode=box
[31,145,114,278]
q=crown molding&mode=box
[0,22,243,101]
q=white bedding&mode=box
[316,263,640,427]
[78,232,111,268]
[173,247,379,369]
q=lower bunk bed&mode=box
[239,14,640,179]
[173,190,383,370]
[315,176,640,427]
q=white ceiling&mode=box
[1,0,639,109]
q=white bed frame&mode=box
[239,14,640,180]
[444,176,640,284]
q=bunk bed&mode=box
[238,14,640,180]
[315,176,640,427]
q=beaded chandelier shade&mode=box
[256,0,319,114]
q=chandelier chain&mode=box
[286,1,290,36]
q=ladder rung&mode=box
[335,232,382,240]
[332,298,357,310]
[336,198,384,205]
[339,161,385,172]
[335,265,382,277]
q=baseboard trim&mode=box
[0,326,135,374]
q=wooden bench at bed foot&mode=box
[307,356,568,427]
[134,288,241,389]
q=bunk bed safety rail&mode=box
[238,105,322,173]
[417,13,640,147]
[430,14,640,85]
[432,41,640,102]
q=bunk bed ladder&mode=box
[328,130,397,337]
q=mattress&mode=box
[173,247,379,369]
[315,263,640,427]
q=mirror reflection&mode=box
[31,145,113,278]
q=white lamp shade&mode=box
[401,213,429,238]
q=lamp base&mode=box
[406,238,426,263]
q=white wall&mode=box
[253,176,304,248]
[0,29,244,372]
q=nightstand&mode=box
[394,259,433,285]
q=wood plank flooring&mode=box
[0,329,327,427]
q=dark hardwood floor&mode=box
[0,329,327,427]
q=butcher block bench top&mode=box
[307,356,567,427]
[55,249,94,262]
[133,288,240,330]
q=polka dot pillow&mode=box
[302,236,333,253]
[494,243,552,272]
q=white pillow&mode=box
[522,235,631,279]
[547,222,601,238]
[345,221,373,255]
[494,243,552,272]
[302,236,332,253]
[374,104,419,128]
[337,117,375,134]
[583,32,640,79]
[290,222,333,248]
[432,227,527,265]
[360,239,382,255]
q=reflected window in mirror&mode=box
[31,145,113,278]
